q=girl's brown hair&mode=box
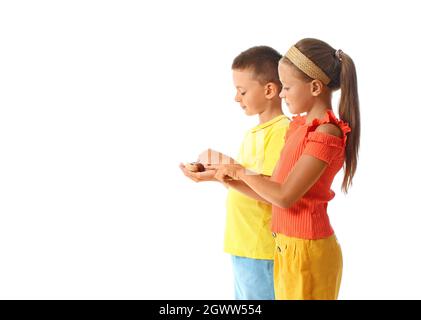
[283,38,360,192]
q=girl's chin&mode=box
[287,106,301,115]
[286,106,295,114]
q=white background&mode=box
[0,0,420,299]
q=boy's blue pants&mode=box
[231,255,275,300]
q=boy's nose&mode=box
[234,94,241,103]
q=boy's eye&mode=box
[240,91,246,95]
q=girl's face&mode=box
[232,68,268,116]
[278,62,313,115]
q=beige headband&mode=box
[284,46,331,85]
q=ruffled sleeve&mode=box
[303,132,345,164]
[303,110,351,165]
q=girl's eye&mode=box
[240,92,246,96]
[283,87,289,91]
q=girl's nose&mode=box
[279,89,286,99]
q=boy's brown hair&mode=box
[232,46,282,89]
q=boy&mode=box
[180,46,289,299]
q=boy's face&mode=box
[232,68,268,116]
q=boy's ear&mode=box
[264,82,279,99]
[310,80,324,96]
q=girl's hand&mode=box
[179,163,217,183]
[209,164,245,182]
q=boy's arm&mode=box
[198,148,237,166]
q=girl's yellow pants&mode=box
[273,233,343,300]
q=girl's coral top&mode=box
[271,110,351,239]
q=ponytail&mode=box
[338,53,360,193]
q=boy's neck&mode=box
[258,101,284,125]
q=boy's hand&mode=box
[197,148,236,166]
[179,163,217,183]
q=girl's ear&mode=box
[310,80,324,97]
[265,82,278,99]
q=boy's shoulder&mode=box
[273,114,291,127]
[250,114,290,134]
[264,115,290,134]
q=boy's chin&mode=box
[243,108,257,116]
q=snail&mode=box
[184,162,206,172]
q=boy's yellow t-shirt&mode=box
[224,114,290,260]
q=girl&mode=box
[210,38,360,300]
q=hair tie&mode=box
[284,46,331,85]
[335,49,343,62]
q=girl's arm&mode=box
[239,155,327,208]
[215,124,341,208]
